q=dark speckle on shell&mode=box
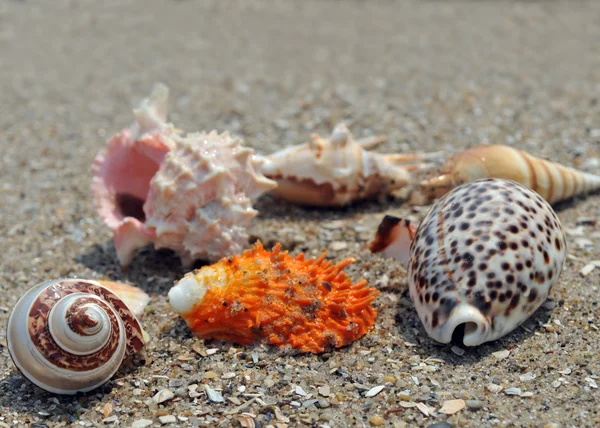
[408,178,567,346]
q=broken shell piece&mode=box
[7,278,147,395]
[96,280,150,318]
[168,241,380,354]
[417,144,600,205]
[368,215,416,268]
[260,123,441,207]
[408,179,567,346]
[92,83,277,267]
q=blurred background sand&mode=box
[1,1,599,426]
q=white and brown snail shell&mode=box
[7,278,148,395]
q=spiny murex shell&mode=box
[260,123,441,207]
[408,178,566,346]
[7,279,147,394]
[92,83,277,267]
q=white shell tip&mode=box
[168,275,206,315]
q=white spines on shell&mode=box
[143,130,277,265]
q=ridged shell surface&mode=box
[91,83,277,266]
[408,179,567,346]
[144,130,277,265]
[7,279,146,394]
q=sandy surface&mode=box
[1,0,600,427]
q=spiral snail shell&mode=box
[7,278,147,395]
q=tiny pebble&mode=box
[487,383,503,393]
[102,416,118,424]
[504,387,522,395]
[519,372,536,382]
[580,264,595,277]
[330,241,348,251]
[427,423,452,428]
[318,398,330,408]
[451,346,465,356]
[158,415,177,425]
[492,350,510,360]
[369,415,385,426]
[153,389,175,404]
[318,385,331,397]
[465,400,485,410]
[204,371,218,379]
[131,420,153,428]
[383,376,397,384]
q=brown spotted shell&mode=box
[7,279,146,394]
[408,178,567,346]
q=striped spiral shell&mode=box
[417,144,600,205]
[7,279,146,394]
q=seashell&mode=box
[168,241,380,354]
[260,123,442,207]
[7,278,147,394]
[92,83,277,267]
[416,144,600,205]
[95,280,151,318]
[368,215,416,267]
[407,178,566,346]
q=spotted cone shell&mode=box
[408,178,567,346]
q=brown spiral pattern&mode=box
[27,281,145,371]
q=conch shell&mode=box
[260,123,441,207]
[168,241,380,353]
[407,178,566,346]
[416,144,600,205]
[7,279,148,394]
[92,83,277,267]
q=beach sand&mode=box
[1,1,599,426]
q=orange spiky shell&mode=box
[168,242,380,354]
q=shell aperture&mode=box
[408,178,567,346]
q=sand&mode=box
[1,0,599,427]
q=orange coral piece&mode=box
[170,242,380,354]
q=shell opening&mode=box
[434,304,489,347]
[115,193,146,222]
[451,322,479,346]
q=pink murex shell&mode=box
[92,84,277,267]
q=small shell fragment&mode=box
[416,402,430,417]
[492,350,510,361]
[504,387,522,396]
[519,372,536,382]
[579,264,596,277]
[487,384,503,393]
[205,385,225,403]
[96,280,150,317]
[439,399,466,415]
[364,385,385,397]
[368,215,417,268]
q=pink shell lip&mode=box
[91,83,278,267]
[91,84,172,266]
